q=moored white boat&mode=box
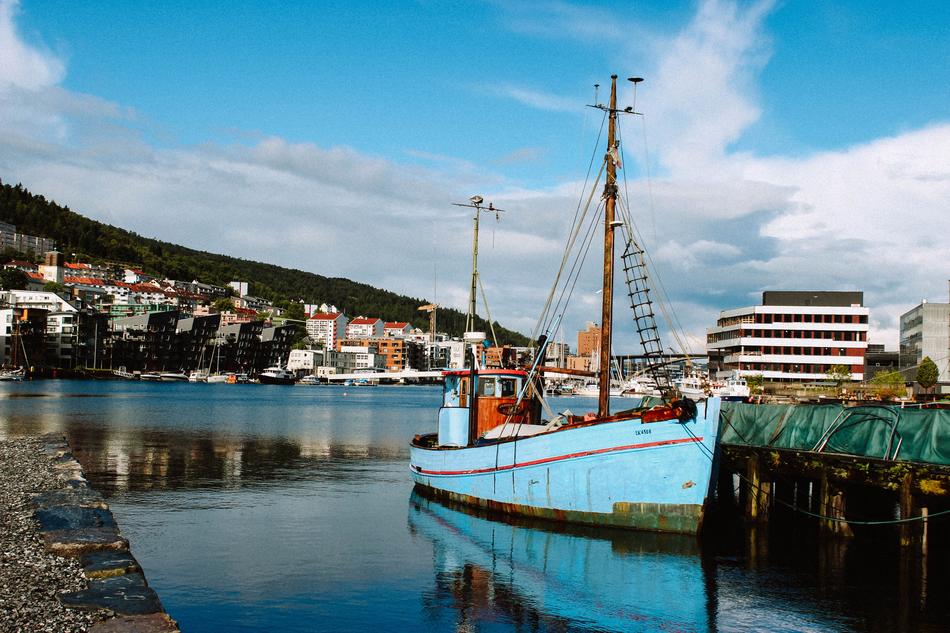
[620,377,661,397]
[113,366,137,380]
[674,374,708,401]
[573,381,622,397]
[159,372,189,382]
[0,367,25,381]
[259,366,296,385]
[711,372,750,401]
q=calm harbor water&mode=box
[1,380,946,632]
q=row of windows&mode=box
[718,312,866,327]
[709,329,867,343]
[737,363,848,374]
[735,346,857,356]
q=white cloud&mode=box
[0,0,63,90]
[492,84,580,113]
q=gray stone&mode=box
[43,527,129,557]
[31,488,109,510]
[88,613,180,632]
[43,445,70,457]
[35,506,117,532]
[81,549,143,579]
[58,573,164,616]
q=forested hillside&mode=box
[0,180,530,345]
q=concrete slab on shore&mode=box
[0,433,181,632]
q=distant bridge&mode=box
[324,370,445,383]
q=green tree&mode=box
[916,356,939,393]
[283,302,306,322]
[43,281,67,294]
[0,268,28,290]
[827,364,852,387]
[870,370,905,401]
[745,374,764,394]
[212,297,234,313]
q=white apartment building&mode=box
[707,291,869,382]
[287,349,325,373]
[327,346,386,372]
[384,321,411,337]
[307,313,349,350]
[3,290,77,313]
[235,295,273,312]
[346,317,384,338]
[428,339,465,370]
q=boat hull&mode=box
[410,397,721,534]
[258,375,295,385]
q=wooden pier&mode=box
[713,402,950,556]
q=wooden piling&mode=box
[900,472,916,548]
[818,472,852,537]
[745,455,761,521]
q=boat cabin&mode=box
[438,369,542,447]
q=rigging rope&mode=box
[532,111,608,343]
[477,275,499,346]
[545,200,604,337]
[533,162,606,342]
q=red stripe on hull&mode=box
[413,436,703,476]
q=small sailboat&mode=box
[203,338,229,383]
[409,76,721,535]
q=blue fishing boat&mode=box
[410,75,722,534]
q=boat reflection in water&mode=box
[409,489,715,632]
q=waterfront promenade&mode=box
[0,434,179,632]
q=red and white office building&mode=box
[707,291,869,382]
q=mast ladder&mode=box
[620,238,672,391]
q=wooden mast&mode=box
[597,75,619,418]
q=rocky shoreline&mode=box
[0,434,180,633]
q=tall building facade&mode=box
[707,291,869,382]
[306,313,349,350]
[577,322,601,357]
[900,299,950,387]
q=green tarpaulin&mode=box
[720,402,950,466]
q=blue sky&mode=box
[2,0,949,351]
